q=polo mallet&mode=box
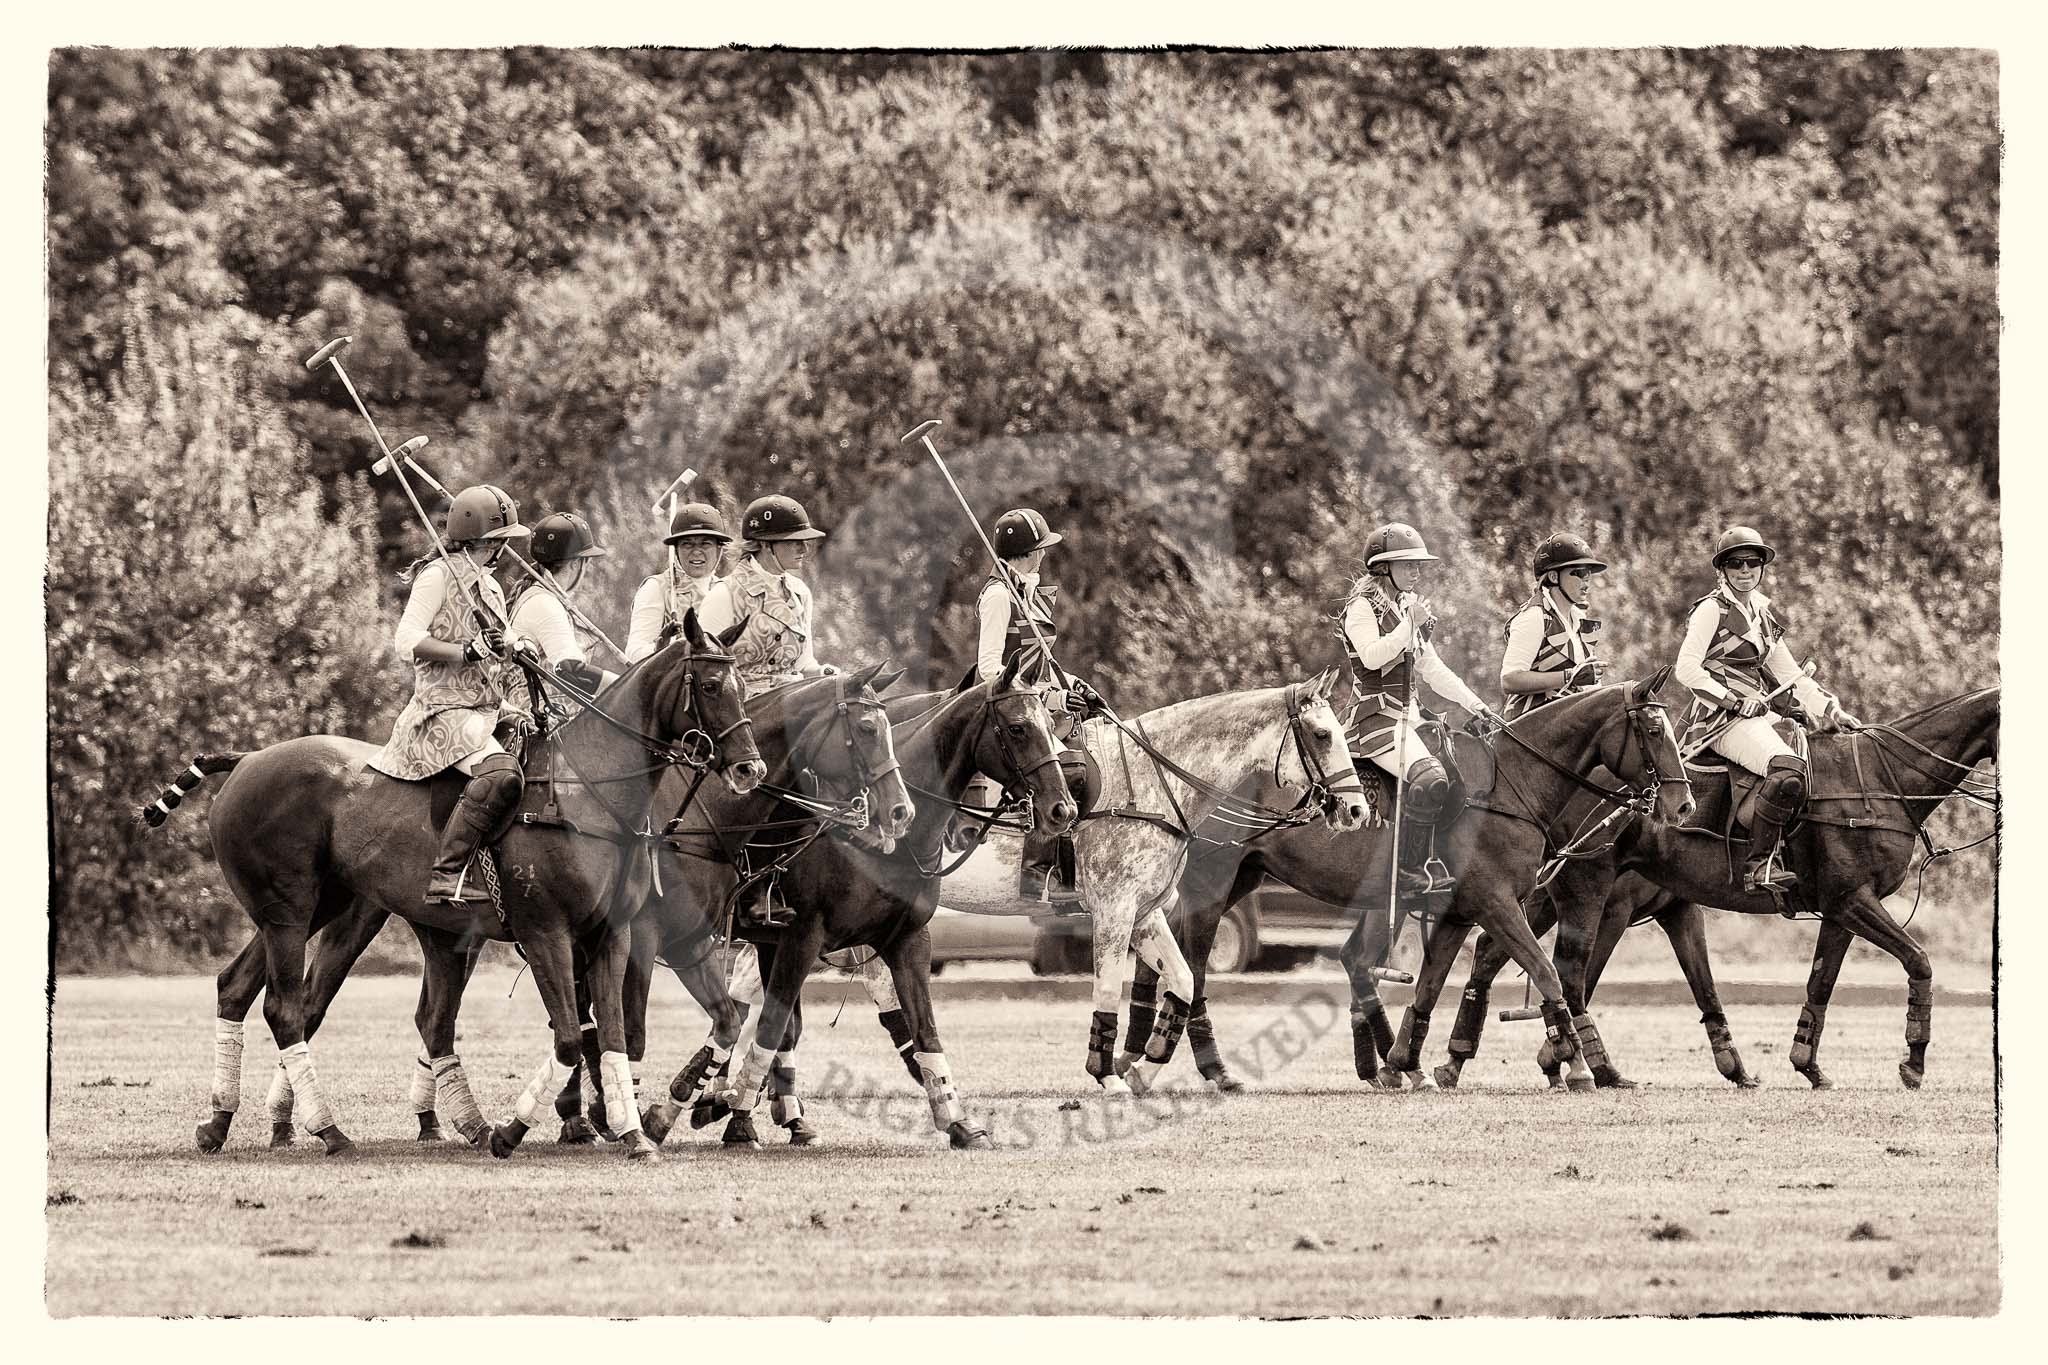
[1678,660,1816,765]
[305,336,508,637]
[651,468,699,525]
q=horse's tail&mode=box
[137,753,246,830]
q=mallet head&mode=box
[304,336,352,371]
[900,419,942,445]
[372,434,432,477]
[650,467,699,520]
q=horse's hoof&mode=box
[557,1115,600,1145]
[1795,1063,1833,1091]
[1592,1066,1639,1090]
[194,1112,231,1153]
[1900,1062,1925,1091]
[690,1098,730,1130]
[316,1125,354,1157]
[416,1114,445,1142]
[1433,1063,1463,1091]
[1371,1066,1403,1091]
[1202,1069,1244,1095]
[1544,1074,1566,1092]
[1564,1073,1596,1094]
[948,1121,993,1150]
[722,1113,761,1148]
[491,1118,529,1159]
[1096,1073,1132,1097]
[1403,1070,1437,1092]
[466,1124,496,1151]
[624,1131,660,1162]
[1386,1046,1416,1073]
[587,1110,619,1144]
[785,1118,821,1147]
[1735,1073,1761,1090]
[641,1103,676,1147]
[270,1122,296,1149]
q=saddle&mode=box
[1677,721,1809,841]
[367,763,530,849]
[1344,711,1496,824]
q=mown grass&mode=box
[46,971,1997,1317]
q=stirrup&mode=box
[1742,857,1798,897]
[1019,867,1084,909]
[425,861,491,906]
[738,880,795,929]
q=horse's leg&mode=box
[720,928,821,1145]
[1550,889,1624,1090]
[1790,918,1854,1090]
[1117,902,1195,1095]
[409,924,494,1149]
[1463,855,1585,1091]
[489,928,585,1159]
[256,907,353,1156]
[644,927,742,1145]
[768,995,819,1146]
[1437,894,1555,1090]
[1338,902,1396,1086]
[718,938,780,1147]
[691,941,762,1134]
[194,934,269,1153]
[1385,910,1471,1090]
[882,922,991,1150]
[1646,898,1756,1088]
[860,946,923,1084]
[582,918,656,1160]
[1176,854,1260,1092]
[1835,886,1936,1090]
[1086,896,1134,1095]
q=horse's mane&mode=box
[1883,685,1999,728]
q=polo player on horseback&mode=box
[951,507,1106,902]
[513,511,616,706]
[626,500,732,663]
[1341,522,1504,899]
[698,493,838,926]
[1675,525,1861,894]
[367,484,535,906]
[1500,532,1608,720]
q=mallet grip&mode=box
[1369,967,1414,984]
[304,336,352,370]
[1498,1006,1545,1022]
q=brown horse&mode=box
[1434,685,1999,1091]
[1141,675,1693,1090]
[695,658,1078,1149]
[157,611,762,1158]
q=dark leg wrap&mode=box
[1145,991,1190,1065]
[1541,1000,1580,1063]
[878,1008,922,1084]
[1791,1004,1832,1088]
[1188,998,1238,1089]
[1124,977,1159,1059]
[670,1045,717,1105]
[1387,1005,1430,1073]
[1574,1012,1632,1086]
[1351,997,1394,1080]
[1702,1011,1752,1085]
[1086,1009,1118,1082]
[1902,978,1933,1088]
[1447,985,1489,1062]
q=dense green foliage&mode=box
[46,49,1998,965]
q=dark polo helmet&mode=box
[664,501,733,545]
[1532,532,1608,579]
[743,494,827,543]
[992,508,1063,559]
[1365,522,1438,569]
[445,485,528,544]
[1712,525,1775,569]
[531,512,607,567]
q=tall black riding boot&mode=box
[1393,815,1451,901]
[1741,756,1806,898]
[426,753,523,905]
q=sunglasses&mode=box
[1563,568,1596,580]
[1723,557,1766,570]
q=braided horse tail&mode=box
[137,753,246,829]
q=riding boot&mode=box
[737,872,795,930]
[425,754,523,905]
[1741,756,1805,901]
[1020,829,1082,908]
[1393,814,1452,902]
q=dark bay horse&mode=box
[1142,675,1693,1091]
[158,612,762,1158]
[1437,685,1999,1091]
[691,657,1078,1149]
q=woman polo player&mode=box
[1500,531,1608,719]
[627,501,733,663]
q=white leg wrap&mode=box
[408,1055,436,1115]
[432,1055,489,1142]
[578,1063,600,1113]
[859,953,901,1012]
[600,1050,641,1136]
[1122,1054,1163,1094]
[278,1042,337,1135]
[726,942,764,1006]
[914,1051,965,1130]
[769,1050,803,1125]
[265,1061,295,1126]
[724,1041,776,1112]
[513,1053,575,1126]
[209,1018,245,1113]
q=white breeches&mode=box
[1706,715,1798,774]
[1365,715,1431,781]
[453,737,509,776]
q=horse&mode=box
[1149,674,1693,1091]
[152,611,763,1159]
[670,654,1078,1149]
[231,664,913,1152]
[913,670,1369,1094]
[1436,685,1998,1091]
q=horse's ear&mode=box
[1315,666,1339,698]
[998,652,1023,690]
[1636,665,1672,703]
[848,660,884,690]
[681,607,706,648]
[873,665,907,694]
[716,617,746,650]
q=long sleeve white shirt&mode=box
[393,555,501,656]
[1675,593,1832,716]
[1341,596,1485,715]
[1500,590,1590,684]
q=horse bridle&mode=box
[1477,691,1686,832]
[1275,683,1369,826]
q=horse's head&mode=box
[1615,666,1693,823]
[661,607,763,793]
[981,654,1077,836]
[1281,668,1369,832]
[792,662,916,845]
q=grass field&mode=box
[46,969,1998,1318]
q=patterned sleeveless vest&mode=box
[1341,581,1421,716]
[724,555,810,696]
[1500,593,1587,720]
[368,558,515,780]
[985,567,1059,683]
[660,565,718,636]
[1679,588,1785,746]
